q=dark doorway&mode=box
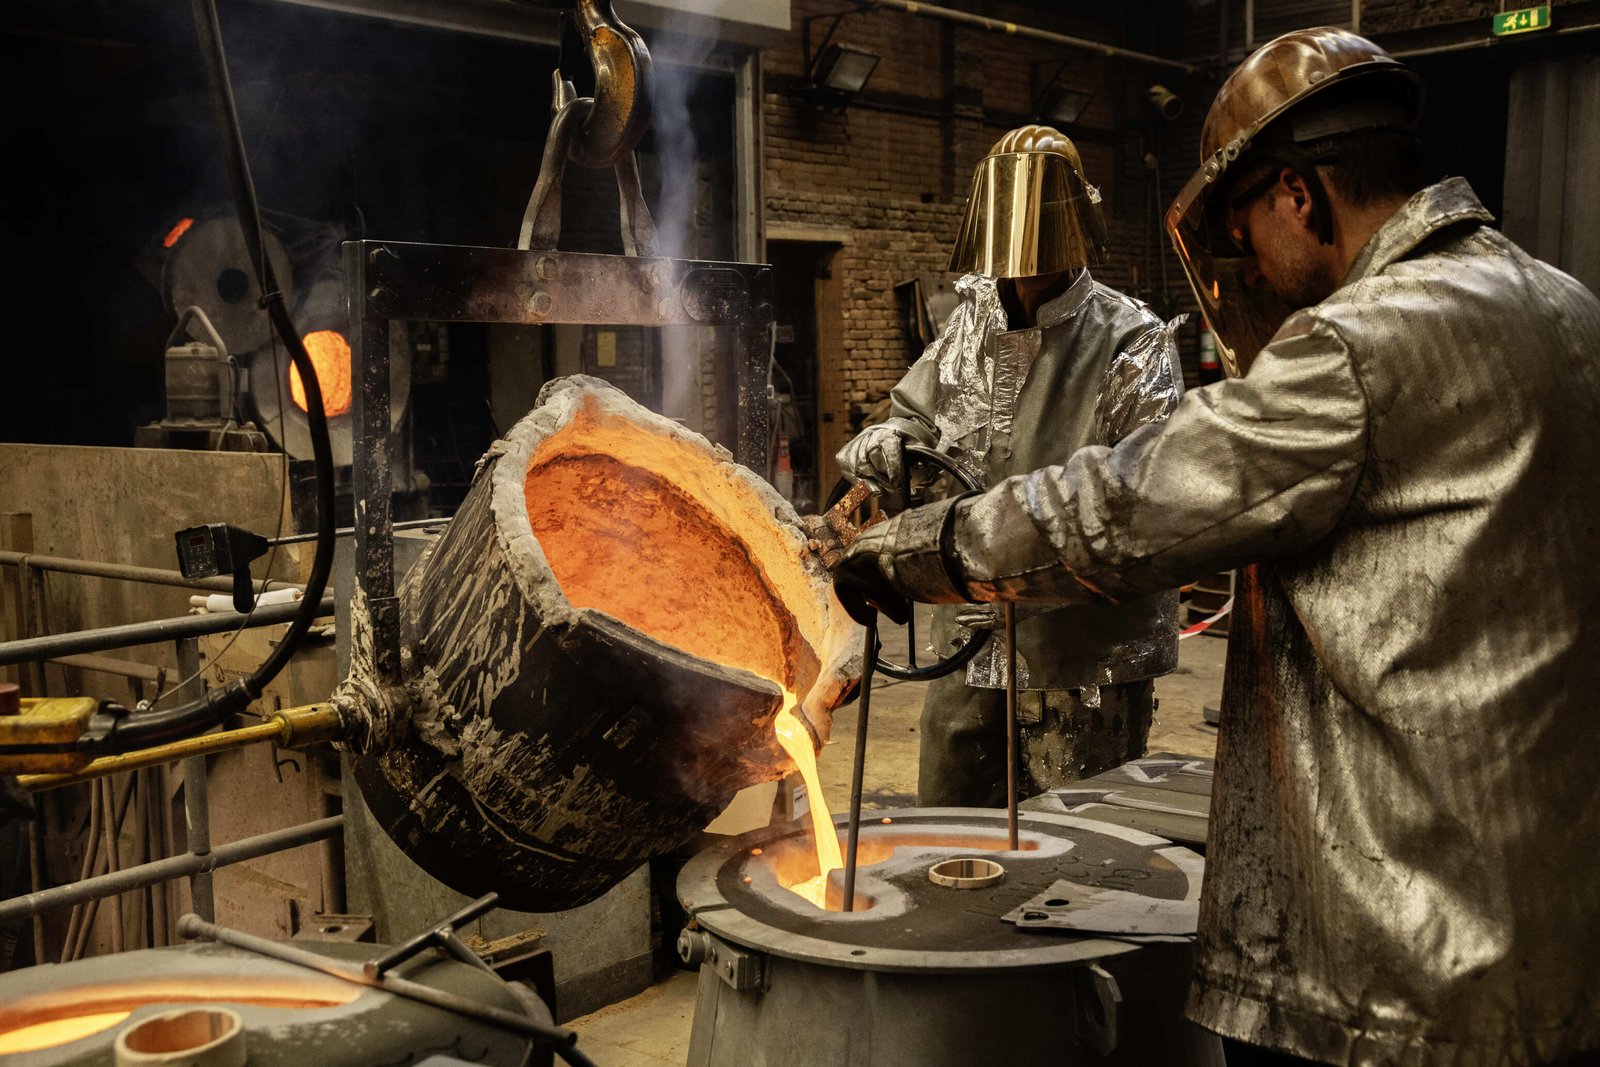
[767,240,842,513]
[1408,51,1512,222]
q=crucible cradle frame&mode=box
[341,240,777,685]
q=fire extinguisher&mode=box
[1198,318,1221,383]
[774,434,795,500]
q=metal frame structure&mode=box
[343,240,776,684]
[0,549,342,959]
[0,628,343,937]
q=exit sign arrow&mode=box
[1493,5,1552,35]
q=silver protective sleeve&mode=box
[1096,315,1187,445]
[949,312,1367,605]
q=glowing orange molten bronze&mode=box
[773,692,844,908]
[0,976,355,1055]
[289,330,353,417]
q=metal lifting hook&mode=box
[536,0,652,168]
[517,0,658,255]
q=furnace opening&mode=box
[746,826,1041,912]
[289,329,354,417]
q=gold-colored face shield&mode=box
[948,151,1109,279]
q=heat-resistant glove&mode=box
[951,603,1052,630]
[835,422,915,494]
[833,496,972,626]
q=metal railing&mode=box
[0,547,345,965]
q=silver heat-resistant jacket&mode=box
[882,270,1184,689]
[941,179,1600,1062]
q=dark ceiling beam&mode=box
[867,0,1200,75]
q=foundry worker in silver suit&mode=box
[836,125,1185,807]
[824,28,1600,1065]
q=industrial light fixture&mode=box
[1030,61,1094,127]
[808,42,879,112]
[1038,84,1095,127]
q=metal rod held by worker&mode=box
[1004,602,1018,850]
[842,620,878,912]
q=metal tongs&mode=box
[817,454,1021,911]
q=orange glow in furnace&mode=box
[289,330,353,417]
[162,217,195,248]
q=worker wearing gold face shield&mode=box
[835,125,1186,806]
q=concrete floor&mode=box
[567,618,1228,1066]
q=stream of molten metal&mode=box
[772,689,843,909]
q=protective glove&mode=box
[836,422,915,494]
[833,496,971,627]
[952,603,1052,630]
[799,513,846,571]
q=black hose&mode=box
[100,0,337,751]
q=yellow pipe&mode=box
[18,703,343,793]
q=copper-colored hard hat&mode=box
[1200,27,1423,178]
[948,124,1108,279]
[1164,27,1424,377]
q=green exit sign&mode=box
[1493,5,1551,35]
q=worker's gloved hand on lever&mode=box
[826,496,973,628]
[802,513,903,624]
[800,513,846,571]
[835,422,918,495]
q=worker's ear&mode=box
[1276,167,1320,235]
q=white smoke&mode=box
[647,23,722,431]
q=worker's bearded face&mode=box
[1227,173,1341,311]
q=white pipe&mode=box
[188,588,302,613]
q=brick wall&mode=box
[759,0,1600,432]
[760,0,1196,430]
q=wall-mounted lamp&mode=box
[1147,84,1183,120]
[1038,85,1095,127]
[808,42,880,112]
[1030,62,1094,128]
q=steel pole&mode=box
[174,638,214,923]
[841,622,879,913]
[0,816,343,923]
[869,0,1201,74]
[1004,603,1019,851]
[176,913,586,1055]
[0,551,303,596]
[0,596,333,666]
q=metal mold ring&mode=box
[928,857,1006,889]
